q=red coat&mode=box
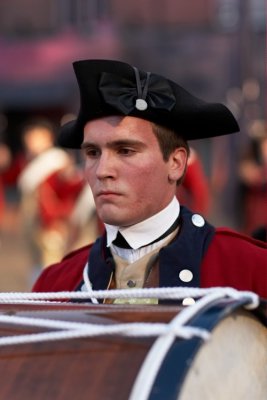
[37,170,84,228]
[33,226,267,299]
[176,150,210,216]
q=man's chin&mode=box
[100,213,125,227]
[98,205,139,226]
[101,214,134,227]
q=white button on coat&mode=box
[127,280,136,288]
[182,297,196,306]
[179,269,193,282]
[191,214,205,227]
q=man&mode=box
[33,59,267,301]
[18,119,85,272]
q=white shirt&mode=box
[105,197,180,263]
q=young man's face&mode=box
[82,116,186,227]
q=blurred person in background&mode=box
[238,120,267,242]
[0,143,12,224]
[0,138,26,229]
[65,184,102,250]
[33,60,267,300]
[17,118,92,280]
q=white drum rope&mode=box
[0,315,208,347]
[0,286,259,307]
[0,288,259,349]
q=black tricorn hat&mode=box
[58,59,239,148]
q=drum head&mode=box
[179,311,267,400]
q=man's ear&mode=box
[168,147,188,183]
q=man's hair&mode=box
[22,118,56,138]
[151,123,190,185]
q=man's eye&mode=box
[85,148,100,157]
[118,148,135,155]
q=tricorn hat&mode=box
[58,59,239,148]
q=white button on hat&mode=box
[191,214,205,227]
[135,98,148,110]
[179,269,193,282]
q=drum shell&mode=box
[0,302,265,400]
[0,303,178,400]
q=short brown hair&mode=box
[151,123,190,161]
[21,118,56,141]
[152,123,189,185]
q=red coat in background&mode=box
[32,165,85,267]
[38,169,84,230]
[17,148,86,268]
[0,144,17,222]
[176,148,211,217]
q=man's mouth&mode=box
[97,190,120,197]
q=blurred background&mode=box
[0,0,266,291]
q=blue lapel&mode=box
[86,207,215,295]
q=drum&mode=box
[0,298,265,400]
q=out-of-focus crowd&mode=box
[237,120,267,241]
[0,118,101,289]
[0,117,266,291]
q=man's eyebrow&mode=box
[81,142,96,149]
[81,139,145,149]
[108,139,145,147]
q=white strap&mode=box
[82,262,99,304]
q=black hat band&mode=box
[133,67,151,111]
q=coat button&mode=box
[191,214,205,227]
[179,269,193,282]
[182,297,195,306]
[127,280,136,288]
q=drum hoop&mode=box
[142,298,264,400]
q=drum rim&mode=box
[143,298,265,400]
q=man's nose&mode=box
[95,153,115,179]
